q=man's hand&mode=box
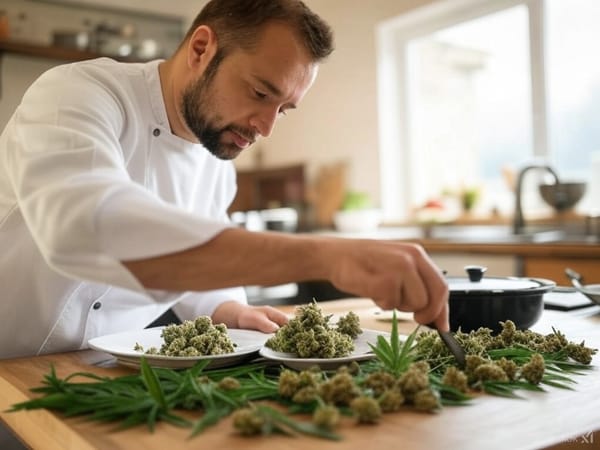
[211,301,289,333]
[325,240,450,331]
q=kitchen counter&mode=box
[1,299,599,450]
[313,226,600,283]
[421,238,600,258]
[315,225,600,256]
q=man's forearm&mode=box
[122,227,331,291]
[123,227,451,330]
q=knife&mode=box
[427,322,466,368]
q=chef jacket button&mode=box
[152,128,161,137]
[93,302,102,310]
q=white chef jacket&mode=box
[0,58,247,359]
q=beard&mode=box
[181,54,255,160]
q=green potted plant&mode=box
[333,191,381,232]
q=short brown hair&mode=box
[182,0,334,62]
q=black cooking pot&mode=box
[447,265,555,333]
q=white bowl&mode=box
[333,209,382,233]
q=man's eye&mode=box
[254,90,267,99]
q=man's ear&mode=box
[186,25,218,70]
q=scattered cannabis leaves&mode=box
[413,320,597,399]
[7,307,597,441]
[9,359,277,436]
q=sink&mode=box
[428,225,593,244]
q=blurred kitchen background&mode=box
[1,0,599,303]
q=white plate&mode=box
[258,329,392,370]
[88,327,271,369]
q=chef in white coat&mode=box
[0,0,449,359]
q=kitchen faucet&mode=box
[513,164,560,234]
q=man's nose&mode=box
[250,107,279,138]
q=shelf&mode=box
[0,38,143,62]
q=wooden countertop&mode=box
[418,239,600,258]
[1,299,599,450]
[313,226,600,258]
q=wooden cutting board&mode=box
[1,299,599,450]
[307,161,347,228]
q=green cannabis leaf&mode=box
[368,309,418,377]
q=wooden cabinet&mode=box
[522,256,600,284]
[229,164,306,213]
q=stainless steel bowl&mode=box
[539,182,586,211]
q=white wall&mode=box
[0,0,438,208]
[0,54,56,129]
[234,0,438,207]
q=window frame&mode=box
[376,0,546,221]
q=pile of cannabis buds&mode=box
[233,302,597,433]
[9,301,598,440]
[134,316,235,357]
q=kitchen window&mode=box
[377,0,600,221]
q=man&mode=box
[0,0,448,359]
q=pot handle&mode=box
[464,265,487,282]
[565,267,584,288]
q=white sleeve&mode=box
[2,64,232,293]
[172,287,248,320]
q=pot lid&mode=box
[447,265,555,294]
